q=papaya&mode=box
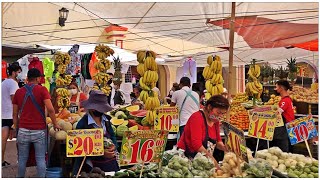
[126,105,140,112]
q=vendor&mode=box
[72,90,119,176]
[68,82,88,113]
[177,95,230,169]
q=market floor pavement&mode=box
[1,139,37,178]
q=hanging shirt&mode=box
[43,57,55,92]
[81,53,92,79]
[28,57,45,84]
[17,56,29,80]
[66,51,81,75]
[2,60,8,79]
[89,52,99,78]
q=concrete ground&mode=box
[1,139,37,178]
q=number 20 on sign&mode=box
[66,129,104,157]
[248,112,276,141]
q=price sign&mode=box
[119,130,169,166]
[69,104,79,113]
[286,116,318,145]
[249,105,284,127]
[66,129,104,157]
[154,106,179,132]
[222,121,248,162]
[248,112,276,141]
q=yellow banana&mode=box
[216,84,224,94]
[210,60,217,72]
[215,55,221,62]
[207,55,213,65]
[216,61,222,74]
[205,92,211,100]
[254,65,260,77]
[205,80,212,92]
[202,66,210,79]
[137,50,146,63]
[139,78,150,91]
[137,63,146,76]
[211,74,217,84]
[248,82,258,95]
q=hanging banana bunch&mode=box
[245,61,263,99]
[54,52,72,110]
[137,50,159,126]
[92,44,114,96]
[203,55,224,100]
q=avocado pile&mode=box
[112,163,159,178]
[287,161,318,178]
[78,167,108,178]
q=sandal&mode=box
[2,161,10,168]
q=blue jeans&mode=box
[17,128,46,178]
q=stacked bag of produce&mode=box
[160,149,215,178]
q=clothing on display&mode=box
[89,52,99,78]
[28,57,45,84]
[43,57,55,92]
[66,46,81,75]
[17,56,29,80]
[80,53,93,79]
[2,60,8,79]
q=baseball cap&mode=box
[27,68,44,78]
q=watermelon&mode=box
[129,110,147,117]
[128,119,138,127]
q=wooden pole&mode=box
[76,155,87,178]
[228,2,236,99]
[226,2,236,123]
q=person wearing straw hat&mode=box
[72,90,119,176]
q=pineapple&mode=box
[113,56,122,86]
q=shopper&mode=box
[73,90,119,175]
[177,95,229,169]
[68,82,88,112]
[131,85,142,105]
[106,72,114,105]
[110,83,125,107]
[170,77,200,139]
[1,63,21,167]
[271,80,295,152]
[165,82,180,104]
[12,68,60,178]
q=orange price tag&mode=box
[248,112,276,140]
[66,129,104,157]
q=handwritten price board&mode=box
[286,117,318,145]
[249,105,284,127]
[248,112,277,141]
[119,130,169,166]
[66,129,104,157]
[222,121,248,162]
[155,106,179,132]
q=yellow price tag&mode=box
[154,106,179,132]
[248,112,277,141]
[66,129,104,157]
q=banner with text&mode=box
[286,116,318,145]
[66,129,104,157]
[119,130,169,166]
